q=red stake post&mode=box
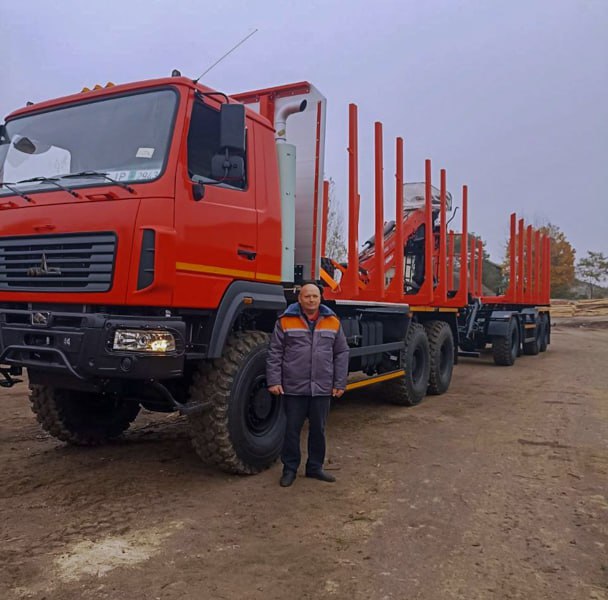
[419,159,434,304]
[526,225,533,303]
[321,180,329,258]
[344,103,360,297]
[544,236,551,302]
[373,122,385,298]
[448,230,455,292]
[534,230,541,304]
[391,137,405,302]
[477,238,483,296]
[505,213,516,301]
[453,185,468,306]
[437,169,448,303]
[517,218,525,302]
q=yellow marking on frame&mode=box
[176,262,281,283]
[346,369,405,391]
[176,261,255,279]
[257,272,282,282]
[409,306,459,313]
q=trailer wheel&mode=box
[29,385,140,445]
[539,314,549,352]
[492,318,520,366]
[522,320,541,356]
[385,322,430,406]
[187,331,285,475]
[424,321,454,395]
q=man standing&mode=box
[267,282,349,487]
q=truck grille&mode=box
[0,232,117,292]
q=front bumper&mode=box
[0,308,186,382]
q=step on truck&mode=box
[0,75,550,474]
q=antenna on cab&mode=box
[193,28,259,84]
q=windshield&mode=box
[0,88,177,195]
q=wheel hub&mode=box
[251,387,273,421]
[246,376,277,435]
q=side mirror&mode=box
[219,103,245,154]
[211,154,245,182]
[13,136,37,154]
[12,135,51,155]
[209,103,246,183]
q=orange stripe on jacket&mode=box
[281,315,340,332]
[316,316,340,332]
[280,314,341,333]
[280,316,308,331]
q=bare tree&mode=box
[324,178,347,263]
[576,251,608,299]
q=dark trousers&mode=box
[281,395,331,475]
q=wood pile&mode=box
[549,299,608,317]
[574,299,608,317]
[550,300,576,317]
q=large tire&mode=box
[187,331,285,475]
[492,318,520,366]
[424,321,454,395]
[539,313,549,352]
[29,385,140,445]
[384,322,430,406]
[522,318,541,356]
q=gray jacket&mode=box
[266,303,350,396]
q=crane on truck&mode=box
[0,74,550,475]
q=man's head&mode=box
[298,282,322,316]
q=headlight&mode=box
[112,329,176,353]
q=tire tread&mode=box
[29,385,139,446]
[385,322,430,406]
[187,331,271,475]
[492,319,519,366]
[424,320,454,395]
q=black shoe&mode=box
[280,471,297,487]
[305,470,336,483]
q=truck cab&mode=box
[0,77,305,472]
[0,77,287,385]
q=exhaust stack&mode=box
[275,99,307,282]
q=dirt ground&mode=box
[1,319,607,600]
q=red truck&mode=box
[0,75,550,474]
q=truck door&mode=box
[174,98,258,308]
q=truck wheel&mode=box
[187,331,285,475]
[539,314,549,352]
[492,318,519,366]
[29,385,140,445]
[385,322,430,406]
[424,321,454,395]
[522,319,541,355]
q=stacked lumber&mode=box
[575,299,608,317]
[550,300,575,317]
[549,299,608,317]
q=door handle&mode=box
[237,248,257,260]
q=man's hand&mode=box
[268,384,284,396]
[332,388,345,398]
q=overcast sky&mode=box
[2,0,606,262]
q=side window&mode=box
[187,101,246,190]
